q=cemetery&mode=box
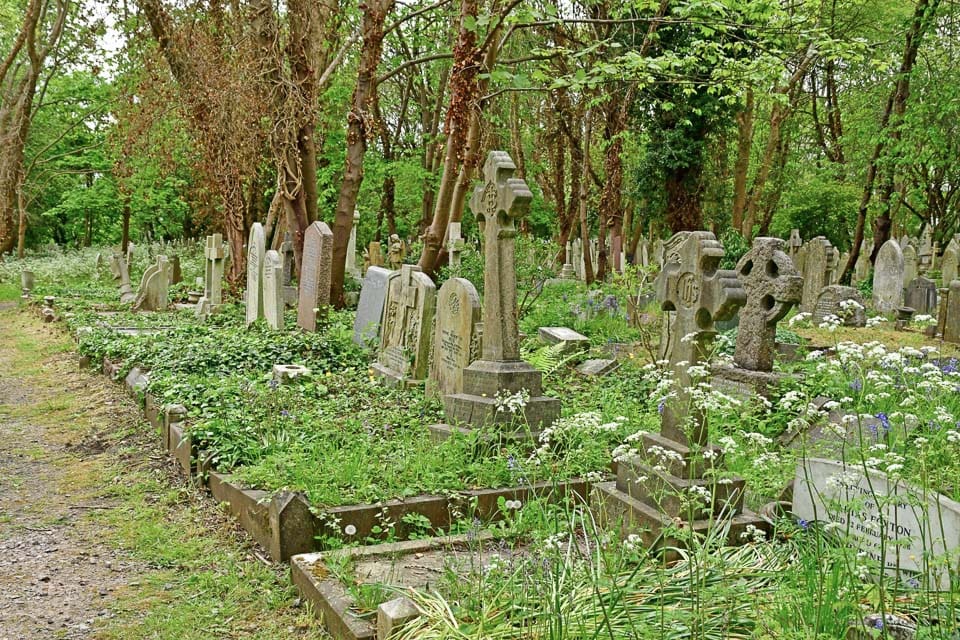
[4,1,960,638]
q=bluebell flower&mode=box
[281,410,289,417]
[269,379,279,390]
[798,518,809,530]
[876,412,891,433]
[907,577,920,589]
[507,454,516,471]
[658,401,665,415]
[849,379,863,392]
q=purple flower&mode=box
[507,454,516,471]
[876,412,891,432]
[281,410,290,417]
[658,401,665,415]
[849,379,863,392]
[798,519,809,530]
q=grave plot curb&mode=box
[92,357,606,565]
[290,532,497,640]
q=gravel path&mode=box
[0,315,143,640]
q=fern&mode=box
[521,341,578,375]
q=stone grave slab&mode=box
[873,239,904,314]
[353,267,396,346]
[904,277,938,316]
[246,223,266,326]
[297,221,334,331]
[538,326,590,355]
[813,285,867,327]
[372,264,436,385]
[263,249,284,330]
[575,358,620,377]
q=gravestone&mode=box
[346,208,361,281]
[353,267,396,345]
[941,241,959,286]
[126,242,136,266]
[798,237,837,313]
[539,326,589,355]
[559,242,576,279]
[169,255,182,285]
[831,248,843,284]
[281,232,295,285]
[109,254,122,280]
[571,238,584,278]
[904,277,938,316]
[368,241,383,267]
[297,221,334,331]
[118,256,137,305]
[636,237,650,268]
[575,358,620,377]
[902,245,918,288]
[919,227,934,272]
[595,231,763,548]
[196,233,225,319]
[20,270,34,292]
[427,277,481,398]
[730,237,802,373]
[854,241,871,283]
[373,264,436,385]
[788,229,802,264]
[263,250,285,330]
[246,223,266,326]
[437,151,560,437]
[943,281,960,343]
[653,239,664,267]
[447,222,464,269]
[793,458,960,589]
[132,255,171,312]
[813,285,867,327]
[873,239,905,314]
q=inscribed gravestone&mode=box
[353,266,396,345]
[873,239,905,314]
[539,326,590,355]
[427,277,481,398]
[799,237,836,313]
[373,264,436,384]
[904,277,938,316]
[263,250,284,330]
[793,458,960,589]
[902,245,918,288]
[813,285,866,327]
[854,241,871,283]
[440,151,560,434]
[732,237,802,372]
[246,223,266,326]
[297,221,334,331]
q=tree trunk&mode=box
[330,0,394,308]
[665,164,704,232]
[579,109,594,284]
[731,89,753,233]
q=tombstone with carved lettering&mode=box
[263,250,285,330]
[297,221,334,331]
[427,278,482,399]
[813,285,867,327]
[904,277,938,316]
[902,244,918,288]
[245,223,266,326]
[941,240,959,286]
[373,264,436,385]
[594,231,765,548]
[435,151,560,439]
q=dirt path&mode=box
[0,307,324,639]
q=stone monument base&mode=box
[371,362,426,388]
[427,422,541,445]
[711,365,793,401]
[443,359,560,433]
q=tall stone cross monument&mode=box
[657,231,746,445]
[196,233,225,319]
[437,151,560,438]
[595,231,766,549]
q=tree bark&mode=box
[330,0,394,308]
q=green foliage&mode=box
[771,174,860,251]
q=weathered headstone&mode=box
[427,277,481,398]
[854,240,871,283]
[109,254,122,281]
[125,242,136,266]
[941,241,959,286]
[793,458,960,589]
[353,267,396,345]
[368,241,383,268]
[902,244,918,288]
[575,358,620,377]
[263,250,285,330]
[373,264,436,385]
[798,237,837,313]
[788,229,802,264]
[873,239,904,314]
[943,281,960,343]
[904,277,938,316]
[731,237,802,372]
[246,223,266,326]
[132,255,171,312]
[437,151,560,436]
[447,222,464,269]
[813,285,867,327]
[559,241,576,279]
[281,232,295,285]
[919,227,934,272]
[346,208,361,280]
[595,231,763,548]
[571,238,584,278]
[296,221,334,332]
[20,270,34,292]
[169,255,182,285]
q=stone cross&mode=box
[733,238,802,372]
[656,231,745,445]
[204,233,225,306]
[447,221,464,268]
[469,150,531,363]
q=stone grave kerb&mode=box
[438,151,560,437]
[732,237,801,372]
[655,231,745,445]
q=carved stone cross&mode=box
[469,151,532,363]
[656,231,745,444]
[733,238,801,372]
[204,233,224,306]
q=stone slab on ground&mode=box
[538,326,590,354]
[575,358,620,377]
